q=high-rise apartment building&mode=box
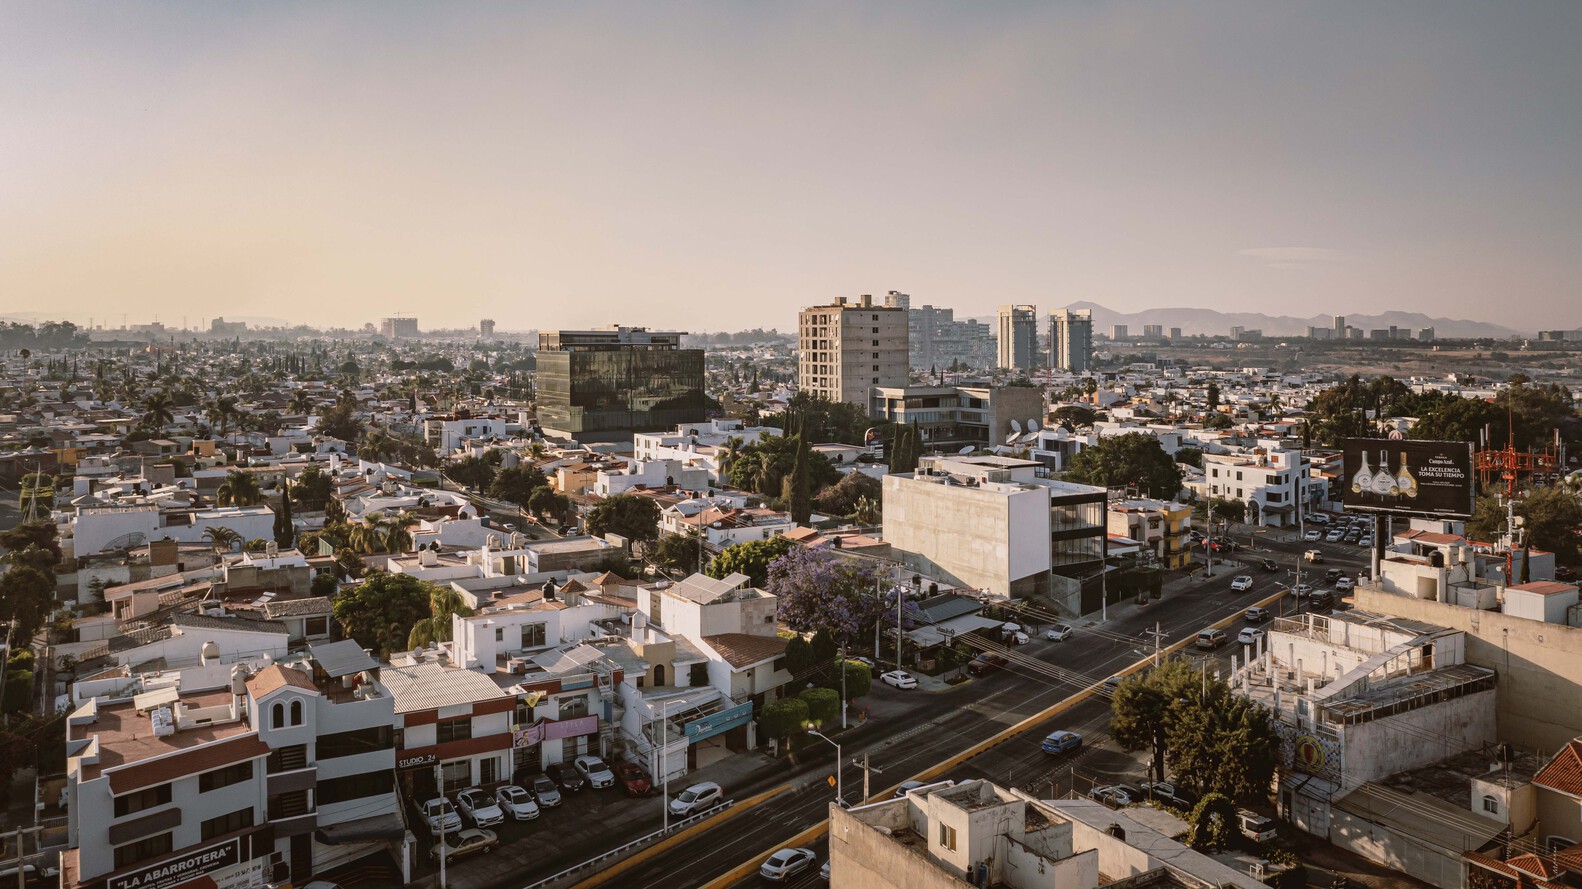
[1142,324,1163,338]
[1334,315,1346,338]
[1048,308,1093,373]
[1169,327,1182,340]
[479,318,495,338]
[1109,324,1128,341]
[798,295,909,407]
[379,316,419,338]
[536,327,706,434]
[996,305,1038,371]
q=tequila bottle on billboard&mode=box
[1351,451,1375,494]
[1371,450,1399,497]
[1396,451,1418,499]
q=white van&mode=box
[1237,809,1276,842]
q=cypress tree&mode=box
[274,480,295,550]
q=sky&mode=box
[3,1,1580,333]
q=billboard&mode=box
[1342,438,1475,517]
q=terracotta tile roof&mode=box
[246,664,318,698]
[1534,740,1582,798]
[1508,854,1567,880]
[702,633,788,670]
[106,733,271,795]
[1464,852,1518,879]
[1552,843,1582,871]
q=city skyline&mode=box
[5,2,1580,330]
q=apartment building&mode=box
[868,385,1044,453]
[632,418,782,484]
[380,649,520,801]
[798,295,909,407]
[996,305,1038,372]
[882,455,1107,608]
[1199,447,1312,527]
[1106,498,1192,569]
[535,327,707,435]
[908,304,995,371]
[64,643,402,889]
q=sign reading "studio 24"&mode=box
[1342,438,1475,518]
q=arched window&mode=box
[1482,795,1500,814]
[290,699,304,727]
[653,665,667,686]
[271,702,285,730]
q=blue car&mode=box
[1041,730,1083,755]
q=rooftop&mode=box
[380,658,511,714]
[69,690,255,784]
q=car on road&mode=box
[1293,583,1315,596]
[431,828,498,863]
[967,654,1009,676]
[1195,628,1227,650]
[1046,623,1074,642]
[1001,623,1030,645]
[1041,730,1083,755]
[1335,576,1355,591]
[881,669,918,689]
[669,781,723,816]
[1089,785,1135,807]
[455,788,505,828]
[1261,558,1279,572]
[759,847,818,882]
[1309,591,1335,610]
[494,785,541,821]
[503,523,517,532]
[614,761,652,797]
[1244,606,1271,624]
[1303,529,1322,541]
[821,861,831,881]
[1237,627,1266,645]
[546,763,586,793]
[1304,549,1324,563]
[414,797,461,836]
[1230,575,1254,592]
[1139,780,1197,808]
[574,755,617,789]
[1326,568,1343,581]
[526,772,562,807]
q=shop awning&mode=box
[315,812,406,846]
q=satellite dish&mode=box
[1005,432,1020,445]
[1028,418,1041,432]
[1009,419,1023,433]
[959,446,975,455]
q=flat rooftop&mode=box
[70,690,250,782]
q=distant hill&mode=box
[968,304,1525,339]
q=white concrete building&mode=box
[1199,447,1314,527]
[633,419,782,484]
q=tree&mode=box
[315,399,362,443]
[1064,433,1184,498]
[0,522,62,563]
[835,661,873,699]
[586,494,662,544]
[448,455,498,492]
[766,547,887,644]
[202,525,242,554]
[216,469,262,507]
[767,393,872,445]
[18,473,54,518]
[653,532,704,576]
[0,566,54,643]
[292,466,334,511]
[273,481,295,549]
[1202,413,1234,430]
[1175,447,1203,469]
[785,434,814,524]
[1186,794,1239,852]
[758,697,809,745]
[728,434,839,499]
[333,573,436,657]
[489,466,548,505]
[888,424,922,474]
[527,486,570,524]
[799,687,841,726]
[814,472,882,518]
[783,635,815,677]
[141,391,174,428]
[1206,383,1220,411]
[408,584,475,649]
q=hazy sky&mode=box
[4,2,1579,332]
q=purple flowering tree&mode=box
[766,546,889,645]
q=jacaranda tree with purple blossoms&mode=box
[766,546,889,645]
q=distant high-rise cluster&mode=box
[907,300,993,371]
[1048,308,1093,372]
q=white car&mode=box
[574,755,617,789]
[1230,575,1254,592]
[1237,627,1266,645]
[669,781,723,816]
[1303,529,1322,541]
[759,847,818,882]
[881,670,918,689]
[494,784,541,821]
[415,797,461,836]
[455,788,505,828]
[1335,576,1355,591]
[1045,624,1074,642]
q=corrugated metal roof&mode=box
[380,660,509,714]
[309,639,380,678]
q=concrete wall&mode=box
[883,475,1049,599]
[1534,787,1582,849]
[829,802,975,889]
[1354,586,1582,752]
[1344,688,1497,784]
[1328,807,1468,889]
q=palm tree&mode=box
[348,520,383,554]
[380,511,419,554]
[203,525,242,554]
[408,585,474,649]
[719,435,745,479]
[289,389,314,415]
[142,391,174,428]
[216,469,263,507]
[245,538,270,552]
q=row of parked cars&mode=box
[1304,515,1375,547]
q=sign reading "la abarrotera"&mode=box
[108,838,241,889]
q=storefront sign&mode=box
[544,715,598,741]
[109,838,242,889]
[684,701,753,742]
[397,749,439,770]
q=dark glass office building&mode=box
[536,328,707,434]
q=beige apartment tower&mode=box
[798,295,909,407]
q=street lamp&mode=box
[659,699,674,832]
[807,730,843,807]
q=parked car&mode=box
[1000,623,1029,645]
[1230,575,1254,592]
[759,847,818,882]
[881,669,918,689]
[1195,628,1227,650]
[1139,780,1196,808]
[1237,809,1277,842]
[669,781,723,816]
[1089,785,1134,807]
[1045,623,1074,642]
[1244,606,1271,624]
[821,861,831,881]
[850,656,876,669]
[1325,530,1344,542]
[431,828,499,862]
[414,797,461,836]
[1303,529,1322,541]
[1237,627,1266,645]
[455,788,505,828]
[1041,730,1083,755]
[967,654,1008,676]
[1309,591,1335,610]
[546,763,586,793]
[574,755,617,790]
[614,761,652,797]
[527,772,562,807]
[494,784,541,821]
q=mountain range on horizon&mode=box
[970,303,1528,340]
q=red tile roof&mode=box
[246,664,318,698]
[1535,740,1582,798]
[1508,854,1567,880]
[703,633,789,670]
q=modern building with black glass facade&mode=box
[536,327,707,436]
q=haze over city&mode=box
[4,1,1580,331]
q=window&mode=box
[268,744,308,773]
[267,789,311,820]
[1482,795,1500,814]
[317,725,393,759]
[289,700,304,726]
[305,617,329,637]
[271,702,285,729]
[201,807,254,841]
[558,697,588,719]
[317,770,394,805]
[772,657,787,672]
[690,663,709,686]
[199,761,253,792]
[479,756,500,785]
[939,824,957,851]
[495,627,504,642]
[115,832,173,870]
[437,717,472,744]
[114,784,171,817]
[441,760,472,793]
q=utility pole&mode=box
[840,645,848,729]
[435,764,447,889]
[863,752,872,800]
[661,699,673,832]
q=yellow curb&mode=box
[700,590,1288,888]
[571,783,792,889]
